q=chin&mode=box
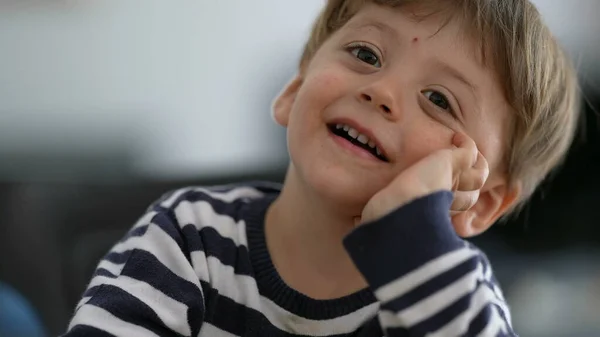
[294,159,384,215]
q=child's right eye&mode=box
[348,44,382,68]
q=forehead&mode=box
[347,3,481,57]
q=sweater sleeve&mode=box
[62,207,206,337]
[343,191,516,337]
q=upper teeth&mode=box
[335,124,383,156]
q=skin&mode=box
[267,3,521,300]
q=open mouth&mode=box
[327,123,389,162]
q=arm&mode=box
[63,209,205,337]
[344,191,515,337]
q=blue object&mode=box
[0,282,46,337]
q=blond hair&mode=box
[300,0,580,212]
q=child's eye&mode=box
[348,45,381,68]
[423,90,449,109]
[422,90,456,116]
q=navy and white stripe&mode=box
[63,182,516,336]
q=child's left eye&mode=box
[349,46,381,68]
[423,90,450,110]
[422,90,458,119]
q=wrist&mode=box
[361,186,431,225]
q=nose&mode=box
[357,81,397,119]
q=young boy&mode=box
[63,0,579,336]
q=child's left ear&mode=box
[452,178,522,237]
[271,75,303,127]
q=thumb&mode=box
[451,132,478,172]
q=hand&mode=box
[450,151,488,216]
[358,133,489,225]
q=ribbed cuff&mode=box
[343,191,464,291]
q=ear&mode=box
[452,177,522,237]
[271,75,303,127]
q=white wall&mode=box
[0,0,323,179]
[530,0,600,80]
[0,0,597,180]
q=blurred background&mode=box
[0,0,599,336]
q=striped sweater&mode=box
[63,182,516,336]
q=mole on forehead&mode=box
[347,21,426,44]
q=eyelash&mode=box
[346,42,382,68]
[422,90,458,119]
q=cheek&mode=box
[312,65,342,84]
[304,69,346,101]
[286,69,346,141]
[400,121,454,165]
[289,69,348,124]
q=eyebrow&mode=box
[346,21,399,42]
[430,59,482,112]
[432,60,478,92]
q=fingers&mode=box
[450,133,478,175]
[449,133,489,214]
[456,152,489,191]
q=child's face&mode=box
[274,3,512,212]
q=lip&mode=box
[327,117,390,162]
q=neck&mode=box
[265,166,367,300]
